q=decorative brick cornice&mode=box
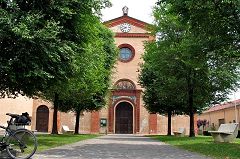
[115,33,150,38]
[111,89,142,95]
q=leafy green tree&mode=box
[140,40,187,136]
[160,0,240,57]
[140,1,240,137]
[42,0,114,134]
[163,0,240,136]
[0,0,74,98]
[58,24,117,134]
[1,0,113,134]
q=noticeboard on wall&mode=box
[100,118,107,127]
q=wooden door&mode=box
[115,102,133,134]
[36,105,49,132]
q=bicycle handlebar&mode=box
[6,113,19,118]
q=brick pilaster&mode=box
[91,111,100,133]
[135,90,141,133]
[149,113,157,134]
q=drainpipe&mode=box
[224,109,226,123]
[234,93,238,123]
[209,112,211,125]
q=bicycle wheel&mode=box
[6,129,37,159]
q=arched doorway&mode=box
[36,105,49,132]
[115,102,133,134]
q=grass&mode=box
[35,134,99,152]
[150,135,240,159]
[1,133,99,153]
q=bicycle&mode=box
[0,113,37,159]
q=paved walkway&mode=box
[34,134,211,159]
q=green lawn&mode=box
[36,134,99,152]
[150,135,240,159]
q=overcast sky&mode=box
[101,0,157,23]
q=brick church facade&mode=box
[103,6,155,134]
[0,7,190,135]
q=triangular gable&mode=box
[104,15,150,31]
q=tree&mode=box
[140,1,240,137]
[160,0,240,56]
[0,0,74,98]
[1,0,113,134]
[58,24,117,134]
[41,0,114,134]
[139,39,187,135]
[160,0,240,136]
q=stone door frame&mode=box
[108,89,141,134]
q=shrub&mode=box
[203,130,211,136]
[197,119,209,129]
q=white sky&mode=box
[101,0,157,23]
[101,0,240,102]
[228,89,240,101]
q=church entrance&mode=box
[115,102,133,134]
[36,105,49,132]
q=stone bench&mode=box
[173,127,186,137]
[208,123,238,142]
[62,125,74,134]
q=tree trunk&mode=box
[187,70,195,137]
[167,110,172,136]
[52,93,59,134]
[189,103,195,137]
[75,110,81,134]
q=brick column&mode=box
[91,111,100,133]
[194,114,198,135]
[149,113,157,134]
[108,105,114,133]
[57,112,61,133]
[135,90,141,133]
[108,94,114,133]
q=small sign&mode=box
[100,118,107,127]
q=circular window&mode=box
[120,48,132,61]
[118,44,135,62]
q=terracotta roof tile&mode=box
[204,99,240,113]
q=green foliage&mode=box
[0,0,75,97]
[0,0,116,134]
[0,0,113,98]
[157,0,240,104]
[157,0,240,70]
[58,21,117,114]
[139,54,187,115]
[140,1,240,137]
[56,19,117,134]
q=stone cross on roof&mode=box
[122,6,129,16]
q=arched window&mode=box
[115,79,136,90]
